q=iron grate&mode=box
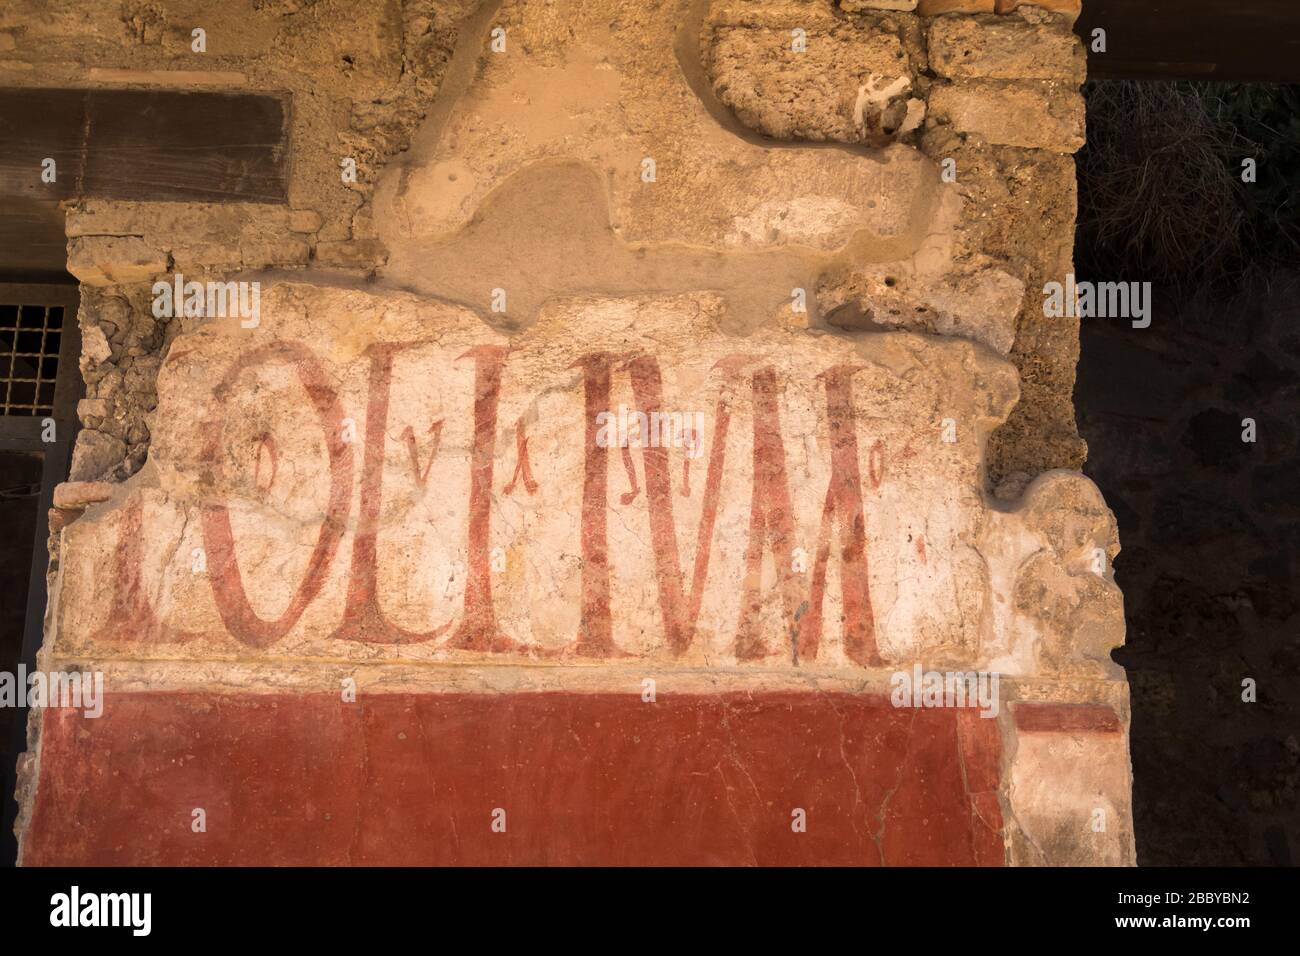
[0,302,63,417]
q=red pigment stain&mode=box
[1014,702,1121,734]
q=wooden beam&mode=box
[1080,0,1300,83]
[0,198,67,280]
[0,87,290,204]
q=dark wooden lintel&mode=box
[0,87,290,204]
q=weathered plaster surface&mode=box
[45,284,1119,680]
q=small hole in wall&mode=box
[342,54,355,68]
[915,306,927,313]
[884,276,897,287]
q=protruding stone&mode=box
[69,430,127,481]
[81,324,112,364]
[77,398,109,421]
[67,236,167,287]
[53,481,116,511]
[821,259,1025,354]
[169,243,244,275]
[378,0,936,254]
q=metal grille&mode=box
[0,302,63,417]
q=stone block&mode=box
[928,80,1085,152]
[240,239,311,269]
[995,0,1081,20]
[841,0,918,10]
[313,238,390,269]
[67,236,167,287]
[68,430,126,481]
[929,13,1086,83]
[918,0,995,14]
[706,15,922,144]
[289,209,324,233]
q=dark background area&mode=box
[1075,79,1300,865]
[0,453,41,755]
[1078,0,1300,84]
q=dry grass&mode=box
[1077,81,1249,290]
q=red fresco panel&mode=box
[22,691,1006,866]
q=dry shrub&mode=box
[1077,80,1248,290]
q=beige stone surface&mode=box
[995,0,1080,20]
[1007,717,1136,865]
[918,0,995,14]
[821,259,1025,354]
[1,0,483,243]
[313,239,390,271]
[373,0,936,259]
[52,481,115,510]
[66,202,311,277]
[288,209,324,234]
[842,0,917,11]
[85,68,249,86]
[704,0,925,145]
[68,429,126,481]
[66,236,168,287]
[8,0,1095,490]
[929,80,1085,152]
[928,13,1085,83]
[916,130,1085,481]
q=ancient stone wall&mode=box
[5,0,1135,866]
